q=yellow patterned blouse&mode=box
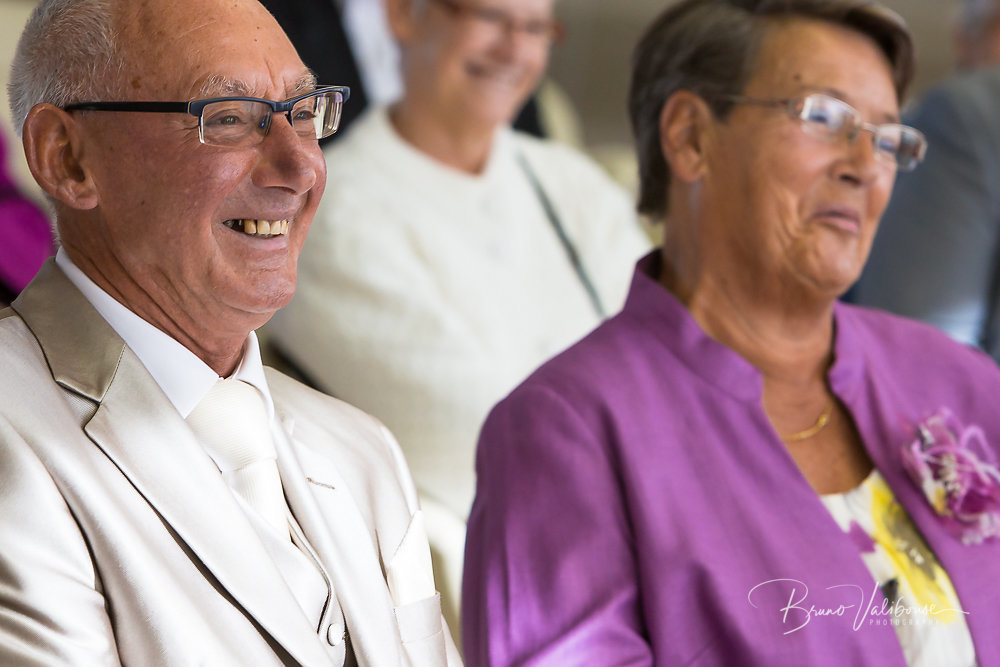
[821,470,977,666]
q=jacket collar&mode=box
[14,261,334,666]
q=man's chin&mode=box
[228,284,296,324]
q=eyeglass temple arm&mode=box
[62,101,193,114]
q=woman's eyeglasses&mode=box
[713,92,927,172]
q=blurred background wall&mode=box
[0,0,966,200]
[1,0,41,196]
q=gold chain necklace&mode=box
[782,400,833,442]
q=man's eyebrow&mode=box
[289,72,318,96]
[195,71,318,99]
[197,75,252,98]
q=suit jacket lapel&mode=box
[274,416,403,667]
[14,262,331,667]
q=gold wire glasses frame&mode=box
[62,86,351,148]
[430,0,565,43]
[713,92,927,172]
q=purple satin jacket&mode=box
[0,131,53,297]
[463,254,1000,666]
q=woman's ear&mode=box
[21,104,99,211]
[658,90,715,184]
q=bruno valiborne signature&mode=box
[747,578,967,635]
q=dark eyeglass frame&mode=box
[62,86,351,146]
[430,0,565,43]
[711,92,927,172]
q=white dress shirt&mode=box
[55,248,274,420]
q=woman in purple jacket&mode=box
[463,0,1000,664]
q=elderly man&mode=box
[853,0,1000,362]
[266,0,650,627]
[0,0,460,664]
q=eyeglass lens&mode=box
[199,90,343,147]
[475,6,557,38]
[797,94,924,171]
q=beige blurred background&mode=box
[0,0,966,201]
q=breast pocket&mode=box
[393,592,448,664]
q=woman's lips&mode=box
[812,207,861,234]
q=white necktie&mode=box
[187,379,290,540]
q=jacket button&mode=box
[327,623,344,647]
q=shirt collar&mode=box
[55,248,276,421]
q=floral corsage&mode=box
[902,408,1000,545]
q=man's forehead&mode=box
[119,0,309,96]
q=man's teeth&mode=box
[223,219,290,237]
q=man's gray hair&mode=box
[8,0,125,137]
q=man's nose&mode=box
[252,114,321,195]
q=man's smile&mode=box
[222,218,290,238]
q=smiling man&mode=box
[0,0,460,664]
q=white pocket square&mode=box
[386,510,437,607]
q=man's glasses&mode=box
[63,86,350,148]
[713,92,927,172]
[430,0,564,43]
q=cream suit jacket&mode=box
[0,261,462,667]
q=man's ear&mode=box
[21,104,99,210]
[658,90,716,184]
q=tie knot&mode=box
[187,379,276,472]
